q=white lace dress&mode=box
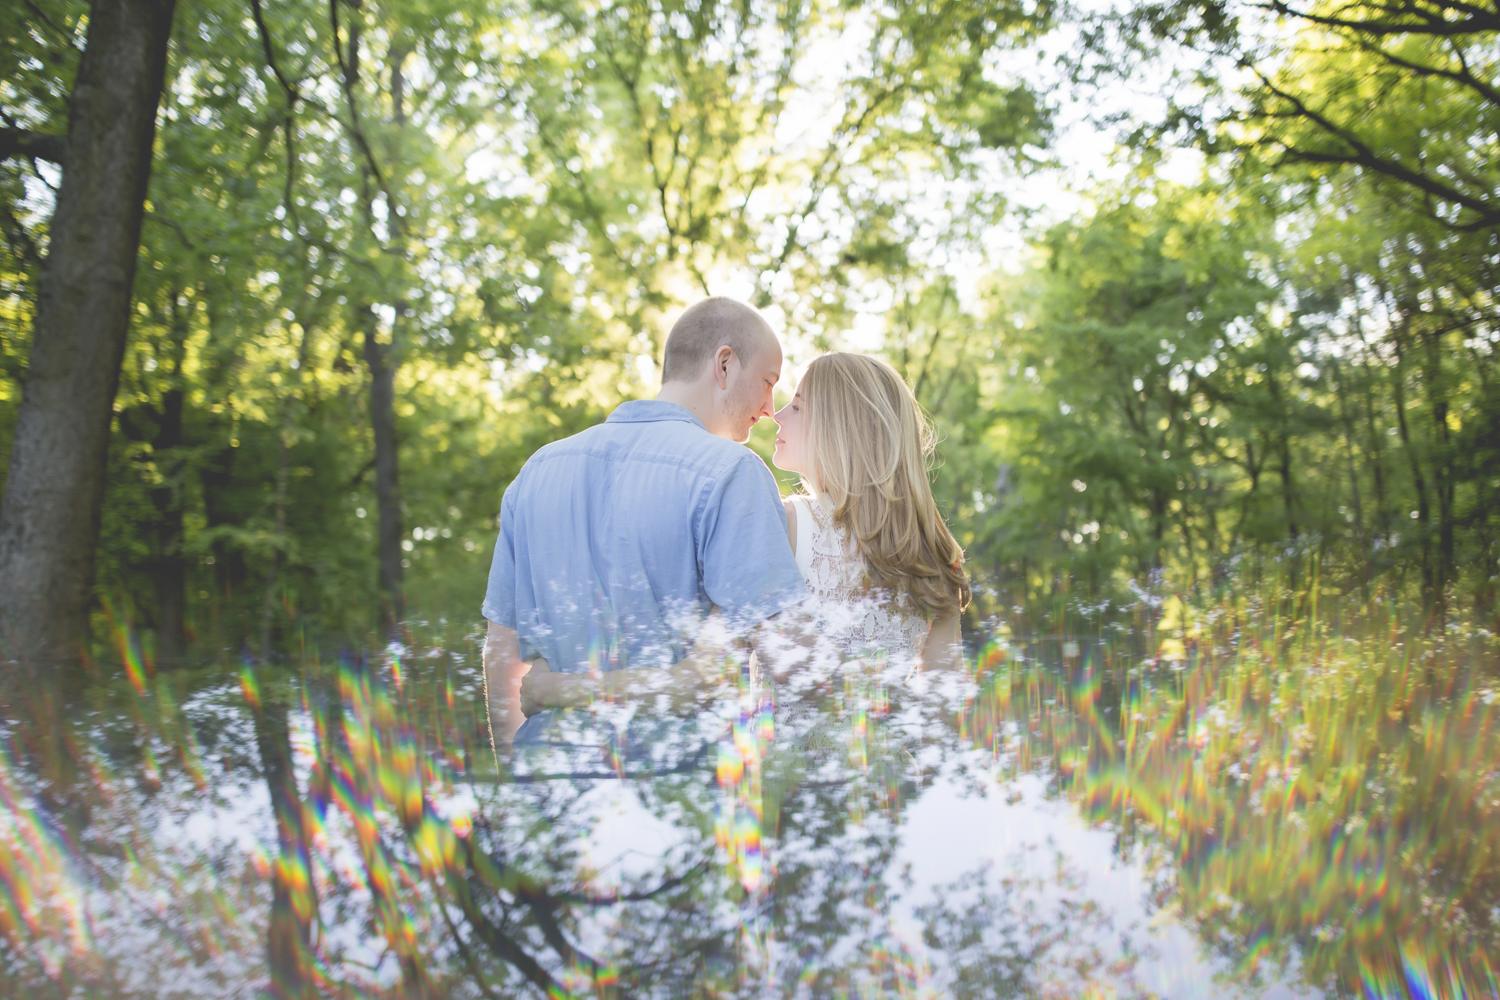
[786,494,929,661]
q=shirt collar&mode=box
[606,399,707,430]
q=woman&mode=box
[772,352,968,668]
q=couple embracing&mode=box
[481,296,969,755]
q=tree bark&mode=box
[337,12,406,630]
[1421,326,1456,597]
[252,690,319,999]
[0,0,178,667]
[152,370,187,664]
[1265,374,1299,542]
[1330,357,1369,596]
[0,128,68,165]
[1391,321,1434,601]
[1352,319,1391,550]
[365,43,411,630]
[364,311,404,626]
[148,289,190,666]
[260,434,291,660]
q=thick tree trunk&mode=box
[0,0,177,667]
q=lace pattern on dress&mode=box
[790,495,928,660]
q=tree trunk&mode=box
[1350,288,1391,552]
[365,44,411,631]
[153,377,187,665]
[1331,357,1369,598]
[364,312,404,626]
[1149,487,1167,573]
[1359,358,1391,548]
[1391,324,1434,602]
[1421,327,1456,598]
[0,0,178,667]
[339,18,406,631]
[260,434,290,660]
[1265,375,1299,542]
[152,290,190,666]
[252,689,319,999]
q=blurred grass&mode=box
[965,592,1500,997]
[7,585,1500,996]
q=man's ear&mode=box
[713,344,734,390]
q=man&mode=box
[482,297,807,752]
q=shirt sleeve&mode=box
[481,485,518,627]
[697,452,809,630]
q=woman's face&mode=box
[772,380,809,476]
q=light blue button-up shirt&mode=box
[484,398,807,687]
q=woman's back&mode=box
[787,494,928,660]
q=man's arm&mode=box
[517,602,820,713]
[519,614,741,715]
[746,605,816,683]
[483,620,532,745]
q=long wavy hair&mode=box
[799,352,969,619]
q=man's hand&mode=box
[519,658,590,716]
[519,652,733,717]
[518,658,554,717]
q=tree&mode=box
[0,0,178,669]
[1242,0,1500,232]
[1075,0,1500,231]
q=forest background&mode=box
[1,0,1497,666]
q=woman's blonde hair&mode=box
[800,352,969,619]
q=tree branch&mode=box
[0,198,42,266]
[328,0,394,207]
[23,0,83,53]
[1257,0,1500,37]
[0,128,67,165]
[1343,30,1500,110]
[1247,67,1500,229]
[248,0,300,106]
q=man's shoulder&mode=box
[528,421,610,457]
[545,415,757,471]
[658,430,780,493]
[503,425,600,496]
[510,421,620,474]
[509,418,755,490]
[712,439,776,479]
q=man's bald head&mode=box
[661,297,775,383]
